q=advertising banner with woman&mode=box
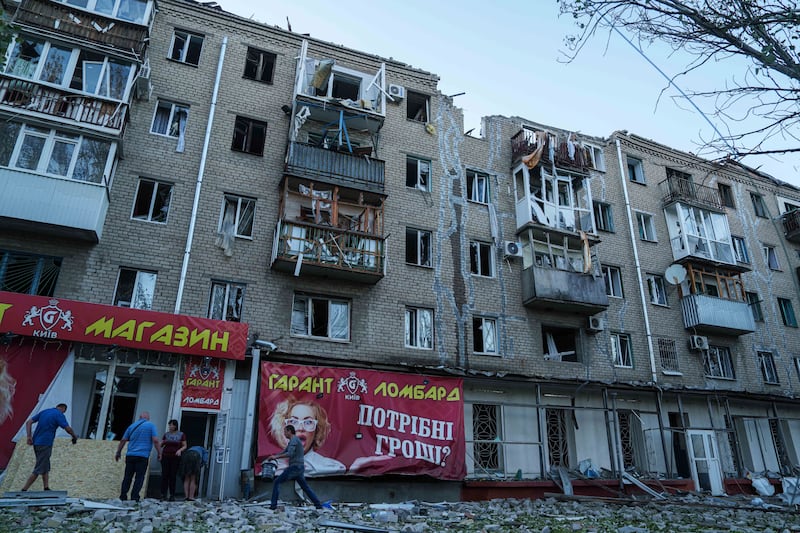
[257,362,465,480]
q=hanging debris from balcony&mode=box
[311,59,334,90]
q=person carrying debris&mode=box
[266,424,325,511]
[20,403,78,492]
[115,411,161,502]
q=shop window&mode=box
[472,403,501,473]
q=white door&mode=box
[686,430,724,495]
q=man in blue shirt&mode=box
[267,424,324,510]
[21,403,78,491]
[115,411,161,502]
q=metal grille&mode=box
[769,418,792,475]
[657,338,679,372]
[546,408,570,467]
[472,404,500,472]
[618,411,635,469]
[724,415,741,476]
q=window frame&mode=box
[406,90,430,122]
[231,116,267,156]
[405,227,432,267]
[704,345,735,380]
[472,316,499,355]
[626,156,645,184]
[718,183,735,208]
[208,280,246,322]
[610,332,633,368]
[657,337,680,373]
[466,169,491,204]
[405,306,434,350]
[406,156,431,191]
[593,201,614,232]
[57,0,151,24]
[761,244,780,270]
[585,143,605,172]
[150,100,189,138]
[751,192,768,218]
[746,291,764,322]
[219,194,256,240]
[542,325,579,362]
[291,294,351,341]
[113,267,156,310]
[758,351,780,384]
[168,29,204,66]
[131,178,172,224]
[603,265,623,298]
[731,236,750,264]
[243,47,276,84]
[469,241,495,278]
[778,297,798,327]
[646,274,668,306]
[635,211,657,241]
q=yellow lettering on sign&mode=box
[150,324,173,345]
[85,316,114,338]
[0,303,12,325]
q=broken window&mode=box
[585,143,605,171]
[132,178,172,223]
[209,281,245,322]
[72,51,134,100]
[472,316,498,355]
[542,326,578,362]
[169,30,204,66]
[405,307,433,349]
[532,238,586,273]
[636,211,657,241]
[646,274,668,306]
[762,245,780,270]
[593,201,614,232]
[217,195,256,256]
[291,294,350,340]
[406,91,429,122]
[611,332,633,368]
[603,266,623,298]
[231,116,267,156]
[472,404,501,473]
[746,292,764,322]
[114,268,156,309]
[627,156,645,184]
[704,346,735,379]
[8,124,112,183]
[64,0,150,24]
[466,169,490,204]
[243,47,276,83]
[758,351,779,384]
[732,236,750,263]
[718,183,735,208]
[469,241,494,278]
[406,156,431,191]
[151,100,189,138]
[405,228,431,267]
[778,297,797,327]
[750,193,768,218]
[5,38,44,79]
[658,337,680,372]
[0,249,61,296]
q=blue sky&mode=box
[217,0,799,186]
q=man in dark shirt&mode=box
[266,424,324,510]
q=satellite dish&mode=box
[664,264,687,285]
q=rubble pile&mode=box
[1,494,800,532]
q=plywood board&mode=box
[0,438,150,499]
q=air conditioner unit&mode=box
[503,240,523,258]
[689,335,709,351]
[388,84,405,101]
[587,316,604,334]
[134,63,151,101]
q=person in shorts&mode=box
[21,403,78,492]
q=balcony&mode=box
[511,129,598,173]
[681,294,755,336]
[0,76,128,135]
[783,210,800,243]
[286,142,384,194]
[659,176,723,212]
[521,265,608,315]
[272,220,384,284]
[13,0,150,59]
[0,167,109,242]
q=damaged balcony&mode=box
[13,0,153,60]
[659,174,723,212]
[0,76,128,135]
[782,209,800,243]
[518,230,608,315]
[511,128,604,174]
[286,141,384,194]
[679,264,754,335]
[271,178,385,284]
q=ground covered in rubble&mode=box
[1,494,800,532]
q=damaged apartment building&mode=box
[1,0,800,503]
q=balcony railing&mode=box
[13,0,150,58]
[681,294,755,336]
[0,76,128,133]
[783,209,800,243]
[659,176,723,211]
[521,265,608,315]
[286,142,384,193]
[272,220,385,284]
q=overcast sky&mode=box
[215,0,799,187]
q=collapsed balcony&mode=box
[271,178,385,284]
[13,0,152,60]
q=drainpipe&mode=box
[616,138,658,384]
[174,36,228,314]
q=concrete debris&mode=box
[0,494,798,532]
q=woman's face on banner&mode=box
[285,403,318,453]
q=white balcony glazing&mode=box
[665,202,735,265]
[513,164,594,235]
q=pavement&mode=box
[1,492,800,532]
